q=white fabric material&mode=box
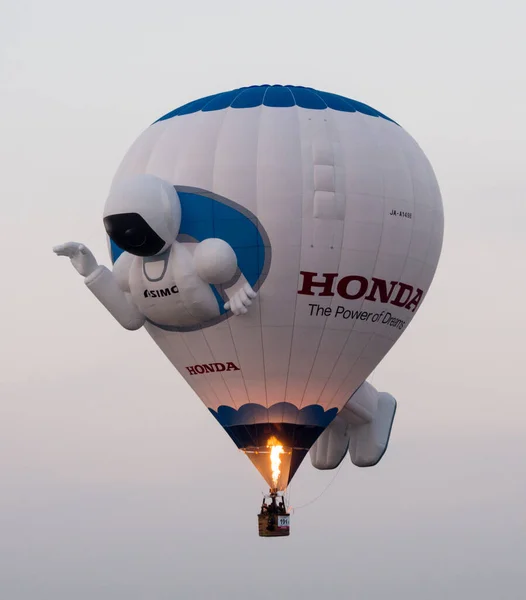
[84,265,145,330]
[193,239,238,284]
[104,174,182,253]
[52,97,444,423]
[107,105,443,414]
[309,414,350,470]
[310,381,397,468]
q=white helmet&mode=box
[103,174,181,256]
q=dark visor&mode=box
[103,213,165,257]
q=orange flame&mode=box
[267,436,284,488]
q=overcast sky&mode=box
[1,0,525,598]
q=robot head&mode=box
[103,174,181,257]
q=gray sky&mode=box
[1,0,525,598]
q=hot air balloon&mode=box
[54,84,444,537]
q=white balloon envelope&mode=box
[106,84,444,489]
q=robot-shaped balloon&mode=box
[54,175,257,330]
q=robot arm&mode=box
[53,242,145,331]
[223,276,257,316]
[193,238,257,316]
[84,265,145,331]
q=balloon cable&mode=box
[288,461,345,513]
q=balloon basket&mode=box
[257,491,290,538]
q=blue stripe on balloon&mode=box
[210,402,338,428]
[263,84,295,107]
[231,85,268,108]
[320,91,357,112]
[152,84,398,125]
[288,86,327,109]
[201,89,243,112]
